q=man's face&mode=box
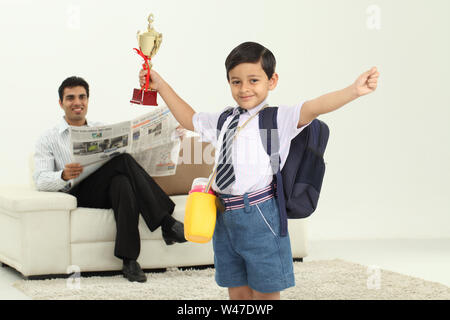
[228,61,278,110]
[59,86,88,126]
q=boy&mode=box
[139,42,379,299]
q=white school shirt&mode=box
[33,117,105,192]
[192,100,309,195]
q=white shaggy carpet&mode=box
[13,259,450,300]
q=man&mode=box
[34,76,187,283]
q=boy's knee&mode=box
[251,290,280,300]
[228,286,253,300]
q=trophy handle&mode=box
[150,33,163,58]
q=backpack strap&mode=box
[216,108,234,138]
[258,107,280,173]
[259,107,288,237]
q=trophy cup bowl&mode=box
[131,14,162,106]
[138,34,157,59]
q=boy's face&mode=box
[228,61,278,110]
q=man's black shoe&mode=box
[122,260,147,283]
[162,220,187,245]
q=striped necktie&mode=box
[215,107,247,192]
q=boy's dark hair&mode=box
[58,76,90,101]
[225,42,276,80]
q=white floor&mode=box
[306,238,450,288]
[1,238,449,300]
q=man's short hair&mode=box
[58,76,90,101]
[225,42,276,81]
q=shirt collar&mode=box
[240,99,268,117]
[58,116,91,134]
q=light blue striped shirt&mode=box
[33,117,105,192]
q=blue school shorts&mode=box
[212,195,295,293]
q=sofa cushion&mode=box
[151,136,215,196]
[70,195,188,243]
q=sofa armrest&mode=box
[0,186,75,276]
[0,186,77,213]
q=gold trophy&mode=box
[130,13,163,106]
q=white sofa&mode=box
[0,187,308,278]
[0,139,308,278]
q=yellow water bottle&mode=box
[184,178,217,243]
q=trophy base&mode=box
[130,88,158,106]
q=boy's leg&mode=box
[238,198,295,294]
[213,208,249,295]
[251,290,280,300]
[228,286,253,300]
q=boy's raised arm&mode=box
[298,67,379,128]
[140,69,196,131]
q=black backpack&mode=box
[217,106,329,236]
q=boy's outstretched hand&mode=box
[353,67,380,97]
[298,66,380,126]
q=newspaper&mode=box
[69,106,181,177]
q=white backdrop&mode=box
[0,0,449,240]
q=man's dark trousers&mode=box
[69,153,175,260]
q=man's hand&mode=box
[62,163,83,181]
[139,69,166,91]
[353,66,380,97]
[175,125,187,139]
